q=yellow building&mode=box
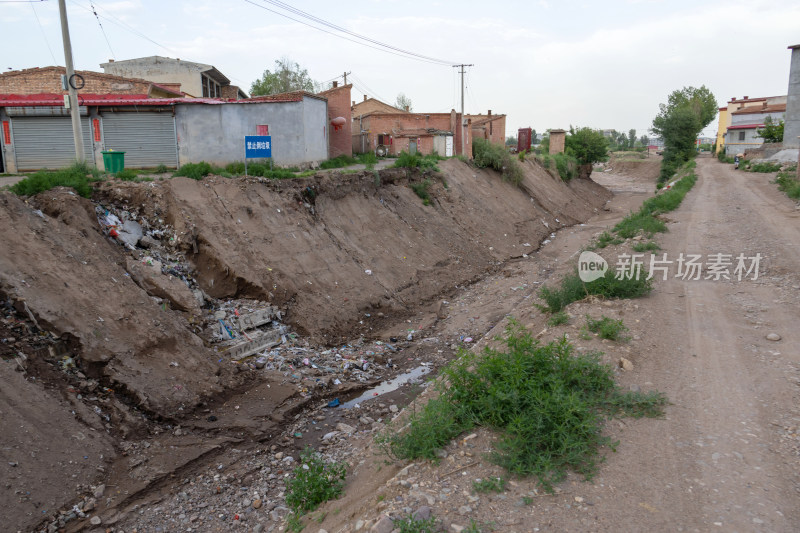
[715,95,788,154]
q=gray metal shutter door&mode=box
[102,112,176,168]
[12,116,93,171]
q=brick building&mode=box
[352,96,405,119]
[317,82,352,158]
[549,129,566,154]
[0,66,183,98]
[354,110,470,158]
[466,110,506,145]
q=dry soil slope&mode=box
[100,159,608,339]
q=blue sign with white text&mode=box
[245,135,271,158]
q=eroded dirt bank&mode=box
[1,158,609,532]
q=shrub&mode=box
[776,171,800,200]
[154,163,169,174]
[410,179,432,205]
[358,152,378,169]
[377,322,667,492]
[319,155,358,169]
[10,162,94,198]
[173,161,212,180]
[285,447,346,514]
[225,161,246,175]
[585,315,630,341]
[472,138,524,185]
[394,151,441,171]
[553,152,578,181]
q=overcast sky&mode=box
[2,0,798,139]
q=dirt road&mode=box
[314,156,800,532]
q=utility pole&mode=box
[343,71,350,85]
[58,0,85,163]
[453,64,473,156]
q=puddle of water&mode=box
[341,365,432,409]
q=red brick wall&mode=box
[0,66,152,95]
[361,111,471,157]
[318,84,352,158]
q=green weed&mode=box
[320,155,358,169]
[746,161,781,173]
[392,513,440,533]
[285,447,346,514]
[173,161,212,180]
[286,513,304,532]
[377,322,667,492]
[547,311,569,327]
[591,231,624,249]
[115,168,138,181]
[10,162,95,198]
[154,163,169,174]
[632,241,661,252]
[358,152,378,170]
[538,270,652,313]
[472,477,506,493]
[410,179,433,205]
[776,171,800,200]
[585,315,629,341]
[394,151,442,172]
[473,138,524,185]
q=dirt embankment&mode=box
[0,158,608,532]
[94,159,609,340]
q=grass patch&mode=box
[744,161,781,173]
[538,270,652,314]
[173,161,212,180]
[376,322,667,492]
[115,168,138,181]
[10,161,96,198]
[613,210,667,239]
[547,311,570,327]
[632,241,661,252]
[776,170,800,200]
[392,513,440,533]
[320,155,358,169]
[410,179,432,205]
[585,315,630,341]
[472,477,507,493]
[590,231,624,249]
[285,447,346,514]
[473,138,524,185]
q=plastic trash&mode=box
[327,398,340,408]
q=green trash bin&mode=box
[102,150,125,174]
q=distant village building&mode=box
[724,102,786,155]
[100,56,247,99]
[715,95,786,154]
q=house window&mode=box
[202,75,220,97]
[738,131,745,141]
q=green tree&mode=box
[506,135,517,146]
[640,134,649,147]
[651,86,717,182]
[566,127,609,165]
[395,93,413,111]
[531,129,539,143]
[755,116,784,143]
[628,129,636,149]
[250,57,318,96]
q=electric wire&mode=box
[29,0,58,65]
[89,0,115,59]
[242,0,457,66]
[258,0,456,65]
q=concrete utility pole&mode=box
[58,0,85,163]
[453,64,473,156]
[343,71,350,85]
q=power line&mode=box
[258,0,456,65]
[89,0,114,59]
[242,0,457,66]
[30,0,57,64]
